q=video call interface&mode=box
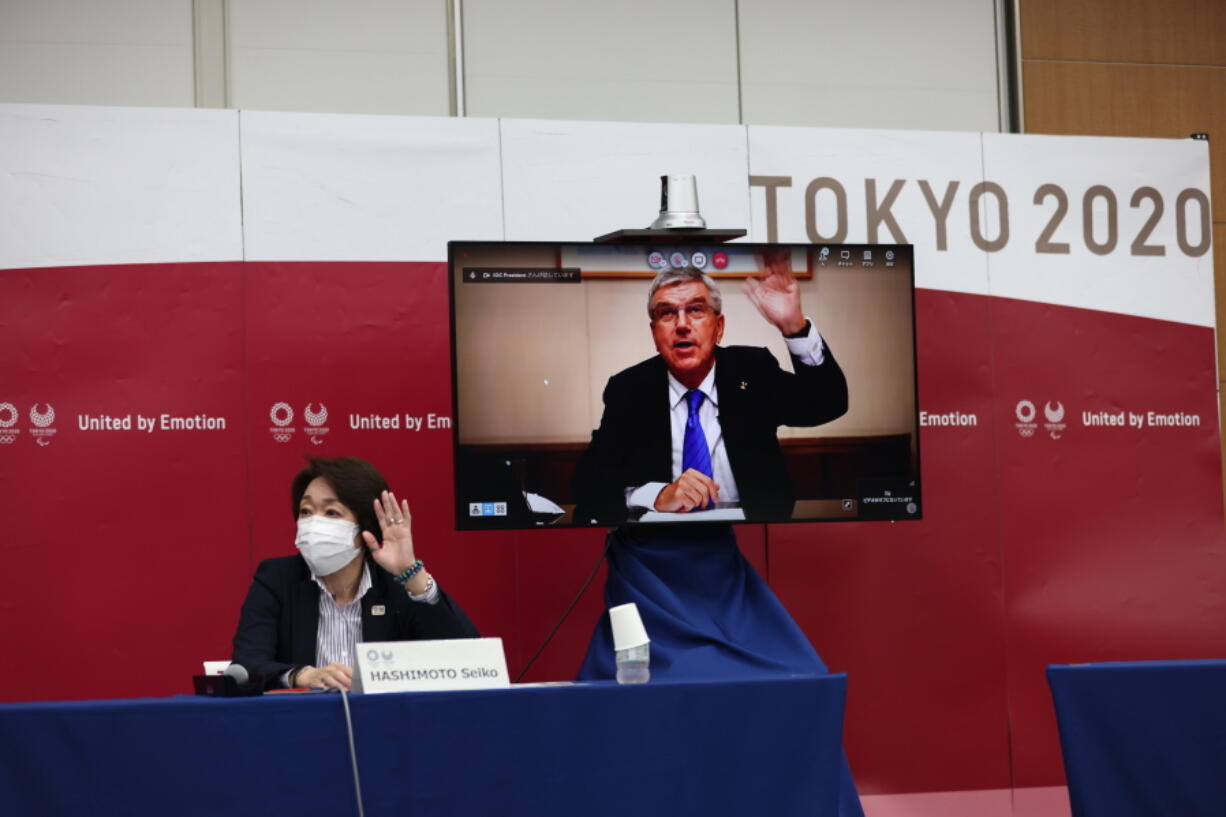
[449,240,921,531]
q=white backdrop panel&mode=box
[1,103,1213,327]
[499,118,750,241]
[981,133,1214,327]
[746,126,990,296]
[240,111,503,262]
[0,103,242,270]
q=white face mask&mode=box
[295,515,361,577]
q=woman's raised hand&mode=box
[363,490,417,576]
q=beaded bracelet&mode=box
[393,560,425,586]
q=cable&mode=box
[338,687,367,817]
[513,530,614,682]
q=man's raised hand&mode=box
[745,248,806,336]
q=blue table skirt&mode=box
[579,526,865,817]
[579,526,831,679]
[1049,659,1226,817]
[0,675,847,817]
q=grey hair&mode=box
[646,266,723,317]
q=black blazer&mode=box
[231,555,479,689]
[572,344,848,524]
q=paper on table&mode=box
[525,492,565,514]
[639,507,746,523]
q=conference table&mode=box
[1048,659,1226,817]
[0,673,847,817]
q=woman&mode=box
[231,456,478,690]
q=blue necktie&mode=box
[682,390,714,508]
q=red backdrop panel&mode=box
[4,263,1224,806]
[768,289,1012,794]
[989,297,1226,787]
[0,263,249,701]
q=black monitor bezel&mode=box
[447,239,922,531]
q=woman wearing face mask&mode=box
[231,456,478,690]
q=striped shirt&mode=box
[314,561,374,668]
[280,561,442,687]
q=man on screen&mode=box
[572,251,848,524]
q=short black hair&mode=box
[290,456,389,541]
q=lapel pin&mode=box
[372,605,386,616]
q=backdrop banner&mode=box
[0,103,1219,810]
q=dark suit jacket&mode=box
[231,555,480,689]
[572,343,848,525]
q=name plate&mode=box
[353,637,510,694]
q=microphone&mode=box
[223,663,249,684]
[193,663,264,697]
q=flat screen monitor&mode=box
[449,240,920,530]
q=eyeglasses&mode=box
[651,303,715,324]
